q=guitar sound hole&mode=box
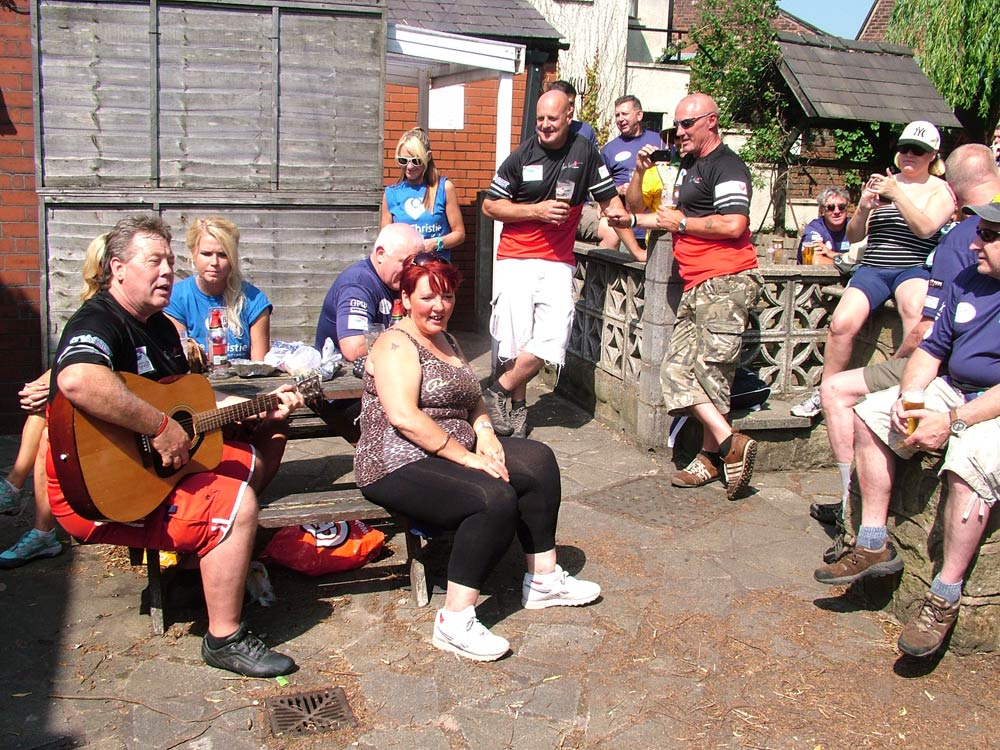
[150,410,204,478]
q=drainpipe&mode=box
[520,50,549,143]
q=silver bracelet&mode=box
[474,421,495,432]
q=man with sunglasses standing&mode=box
[482,89,628,438]
[796,186,852,264]
[620,93,762,499]
[812,194,1000,658]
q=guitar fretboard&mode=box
[193,394,281,434]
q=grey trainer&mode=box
[483,387,514,436]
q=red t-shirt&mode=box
[673,144,757,290]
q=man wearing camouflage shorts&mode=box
[621,94,762,499]
[813,195,1000,658]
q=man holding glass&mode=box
[482,89,627,439]
[620,93,761,500]
[812,195,1000,658]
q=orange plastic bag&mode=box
[261,521,385,576]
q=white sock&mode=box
[837,462,852,504]
[526,566,562,584]
[440,605,475,623]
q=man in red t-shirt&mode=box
[482,89,628,438]
[620,93,763,499]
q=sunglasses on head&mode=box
[825,203,847,212]
[408,252,439,267]
[976,226,1000,244]
[396,156,424,167]
[672,112,713,129]
[897,144,930,156]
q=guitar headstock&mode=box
[294,370,324,407]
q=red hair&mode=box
[399,253,463,297]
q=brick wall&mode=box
[857,0,895,42]
[0,2,42,435]
[383,74,528,329]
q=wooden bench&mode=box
[132,484,429,635]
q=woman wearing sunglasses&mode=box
[797,186,852,264]
[381,128,466,262]
[799,121,955,419]
[355,253,600,661]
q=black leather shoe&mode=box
[809,501,842,526]
[201,623,297,677]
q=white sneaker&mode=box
[522,565,601,609]
[431,606,509,661]
[790,389,822,418]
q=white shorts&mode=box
[490,258,575,366]
[854,380,1000,506]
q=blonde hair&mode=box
[394,127,441,212]
[186,216,247,337]
[894,150,946,177]
[80,233,109,301]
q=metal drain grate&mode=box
[264,687,357,736]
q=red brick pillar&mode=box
[0,2,42,434]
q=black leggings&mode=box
[360,438,561,589]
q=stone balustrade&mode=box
[550,234,998,653]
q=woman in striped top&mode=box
[822,121,955,386]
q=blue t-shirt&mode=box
[922,218,980,319]
[921,265,1000,395]
[315,257,394,352]
[601,129,663,189]
[164,277,272,361]
[384,178,453,261]
[571,120,597,146]
[797,216,850,263]
[601,129,662,241]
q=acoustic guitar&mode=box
[49,371,322,523]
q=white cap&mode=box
[898,121,941,152]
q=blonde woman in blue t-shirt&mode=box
[381,128,466,262]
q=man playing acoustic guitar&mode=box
[44,216,304,677]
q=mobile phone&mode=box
[648,149,672,163]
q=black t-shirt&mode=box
[487,133,618,263]
[50,291,188,401]
[676,143,752,219]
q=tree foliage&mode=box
[575,52,611,148]
[688,0,790,165]
[887,0,1000,139]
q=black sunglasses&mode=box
[976,226,1000,244]
[408,252,439,267]
[396,156,423,167]
[897,144,930,156]
[672,112,713,129]
[825,203,847,212]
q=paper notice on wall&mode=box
[429,84,465,130]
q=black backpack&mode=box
[730,367,770,411]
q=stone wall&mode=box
[850,456,1000,654]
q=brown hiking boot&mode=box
[671,453,720,488]
[897,591,960,657]
[722,433,756,499]
[813,541,904,585]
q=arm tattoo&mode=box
[390,342,400,350]
[705,217,715,231]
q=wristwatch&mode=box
[677,216,687,234]
[949,409,967,436]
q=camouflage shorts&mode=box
[660,270,763,415]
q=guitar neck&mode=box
[193,393,281,434]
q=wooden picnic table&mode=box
[211,369,363,441]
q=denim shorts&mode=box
[847,265,929,310]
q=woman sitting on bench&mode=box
[355,253,601,661]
